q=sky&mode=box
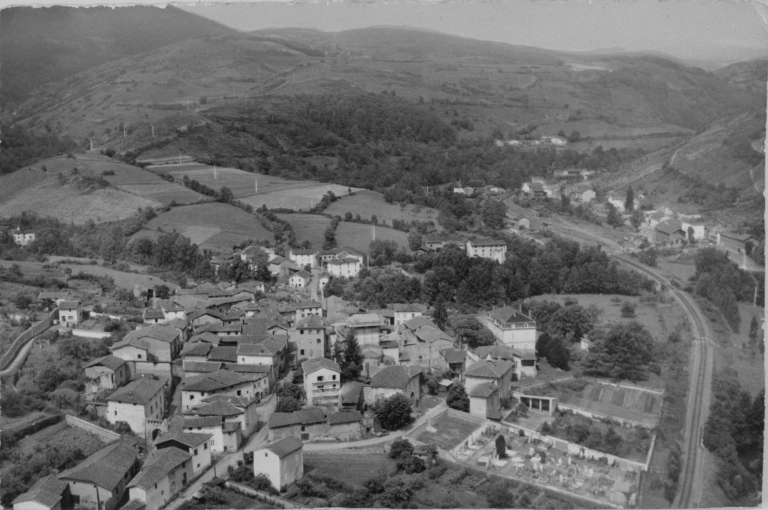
[176,0,768,65]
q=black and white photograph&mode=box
[0,0,765,509]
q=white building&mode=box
[302,357,341,407]
[466,239,507,263]
[289,249,319,269]
[13,229,35,246]
[181,370,260,412]
[326,257,362,278]
[12,475,69,510]
[486,306,537,351]
[154,431,212,479]
[106,377,166,436]
[253,436,304,492]
[295,301,323,321]
[127,447,192,510]
[289,270,311,289]
[393,303,427,327]
[181,416,226,454]
[58,301,82,327]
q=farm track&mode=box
[612,254,711,509]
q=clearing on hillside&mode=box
[241,184,357,211]
[140,202,272,250]
[325,189,441,227]
[335,221,410,254]
[276,213,332,248]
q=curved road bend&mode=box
[612,255,713,509]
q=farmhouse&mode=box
[38,291,71,306]
[267,408,328,441]
[319,246,365,266]
[58,439,140,510]
[465,359,514,400]
[302,357,342,407]
[289,270,311,289]
[58,301,82,327]
[440,348,467,379]
[293,314,328,363]
[187,310,225,329]
[113,325,182,363]
[127,447,192,510]
[12,474,70,510]
[522,182,545,199]
[510,214,530,229]
[84,355,130,393]
[253,437,304,492]
[326,257,362,278]
[466,239,507,263]
[154,431,212,478]
[13,229,36,246]
[423,234,466,251]
[487,306,537,351]
[106,377,167,436]
[718,232,758,253]
[365,365,422,406]
[289,248,319,269]
[654,220,686,245]
[393,303,426,326]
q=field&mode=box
[303,453,396,487]
[335,221,411,254]
[411,412,483,451]
[656,258,697,283]
[241,184,357,211]
[14,420,106,457]
[112,183,204,206]
[276,213,332,248]
[141,202,273,250]
[325,190,441,227]
[712,303,765,396]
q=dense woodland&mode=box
[0,123,78,175]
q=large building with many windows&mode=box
[302,357,341,407]
[487,306,537,351]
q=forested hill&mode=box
[0,5,236,110]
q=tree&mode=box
[547,305,595,342]
[374,393,413,430]
[583,322,655,381]
[218,186,234,203]
[621,301,636,318]
[606,203,624,228]
[407,230,423,252]
[433,297,448,330]
[153,284,170,299]
[687,226,696,245]
[624,185,634,212]
[481,200,507,229]
[638,248,657,267]
[13,294,32,309]
[396,452,426,474]
[485,482,514,509]
[495,435,507,459]
[276,396,302,413]
[389,438,415,459]
[340,331,364,381]
[446,382,470,412]
[323,225,337,250]
[568,130,581,143]
[560,193,570,212]
[749,316,759,345]
[451,315,495,349]
[630,209,644,231]
[536,332,571,370]
[276,383,306,402]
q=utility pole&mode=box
[151,125,155,138]
[372,224,376,241]
[178,152,182,165]
[123,125,126,138]
[90,138,93,151]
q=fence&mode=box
[65,415,120,443]
[0,309,58,372]
[224,481,295,508]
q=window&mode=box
[204,443,207,450]
[300,349,304,356]
[317,338,321,344]
[114,410,117,415]
[317,376,324,382]
[190,395,194,400]
[138,354,142,359]
[332,375,337,380]
[265,453,268,457]
[237,390,241,396]
[194,448,198,455]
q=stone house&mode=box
[288,271,311,289]
[253,437,304,492]
[289,248,319,269]
[293,314,328,363]
[181,370,261,412]
[267,408,327,441]
[127,447,192,510]
[84,355,130,393]
[393,303,426,326]
[365,365,422,406]
[58,301,82,327]
[469,381,502,420]
[12,475,70,510]
[486,306,537,351]
[154,432,212,479]
[106,377,166,436]
[326,257,362,278]
[466,239,507,263]
[194,394,260,438]
[465,360,514,400]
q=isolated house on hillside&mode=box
[466,239,507,263]
[58,301,82,327]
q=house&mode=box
[195,393,260,438]
[293,314,328,363]
[295,301,323,321]
[12,474,70,510]
[345,313,387,346]
[440,348,466,379]
[398,316,454,369]
[327,411,363,441]
[289,249,319,269]
[465,359,514,400]
[38,291,71,306]
[487,306,537,351]
[187,310,225,330]
[422,234,466,251]
[253,437,304,492]
[143,309,166,325]
[472,344,536,380]
[182,342,213,363]
[510,214,530,230]
[718,232,758,253]
[607,197,625,212]
[242,318,289,337]
[269,258,300,279]
[542,182,562,198]
[380,338,400,365]
[339,381,365,412]
[207,345,238,364]
[181,370,260,412]
[57,439,140,510]
[477,185,506,195]
[267,408,327,441]
[393,304,426,326]
[58,301,82,327]
[127,447,192,510]
[13,229,36,246]
[466,239,507,263]
[319,247,365,266]
[522,182,546,199]
[365,365,422,406]
[84,355,130,393]
[183,361,223,379]
[154,432,212,478]
[179,416,230,454]
[302,357,342,407]
[654,220,686,245]
[326,257,362,278]
[106,377,166,436]
[453,186,475,195]
[469,381,502,420]
[578,189,596,203]
[236,342,285,389]
[530,204,552,218]
[553,169,570,179]
[113,325,183,363]
[289,271,311,289]
[197,322,242,337]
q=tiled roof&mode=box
[111,337,150,352]
[268,408,326,428]
[58,439,139,490]
[183,416,222,429]
[12,474,69,507]
[183,361,222,373]
[39,291,70,300]
[144,309,165,319]
[84,355,126,372]
[440,348,466,364]
[121,499,147,510]
[264,436,304,458]
[470,239,506,247]
[187,309,226,321]
[59,301,81,310]
[123,324,179,343]
[326,257,360,266]
[222,363,271,374]
[295,301,322,309]
[155,431,211,449]
[470,382,499,398]
[207,346,238,363]
[393,303,427,313]
[293,270,311,279]
[403,316,435,330]
[380,340,400,349]
[296,314,325,330]
[198,322,242,334]
[489,306,535,325]
[655,221,684,235]
[301,357,340,375]
[188,332,222,345]
[242,319,287,336]
[195,400,244,417]
[128,447,191,489]
[237,343,274,357]
[166,318,189,330]
[328,410,362,425]
[107,377,164,405]
[202,393,255,408]
[340,381,364,404]
[182,370,249,392]
[370,365,421,389]
[182,342,212,357]
[720,232,756,242]
[465,359,514,379]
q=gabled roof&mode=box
[655,220,685,235]
[12,474,69,507]
[182,370,248,392]
[269,255,286,265]
[38,291,70,300]
[474,344,515,361]
[370,365,421,389]
[440,348,466,364]
[340,381,364,404]
[187,309,226,322]
[188,332,223,345]
[183,416,222,429]
[198,322,242,334]
[143,309,165,320]
[111,337,150,352]
[296,314,325,330]
[470,238,506,247]
[182,342,213,357]
[237,343,274,357]
[122,324,180,343]
[222,363,272,374]
[489,306,535,325]
[128,447,191,489]
[326,257,360,266]
[465,359,514,379]
[107,377,164,405]
[292,270,311,279]
[202,393,255,408]
[720,232,756,242]
[268,408,326,428]
[295,301,322,309]
[183,361,222,374]
[59,301,81,310]
[402,316,436,330]
[155,431,211,449]
[207,346,238,363]
[470,382,499,398]
[84,355,126,372]
[393,303,427,313]
[195,400,244,417]
[58,439,139,490]
[328,410,362,425]
[264,436,304,458]
[242,318,287,336]
[301,357,341,375]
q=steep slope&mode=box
[715,58,767,91]
[0,5,237,110]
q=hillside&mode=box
[715,59,767,91]
[0,5,236,110]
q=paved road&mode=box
[308,267,321,301]
[0,325,56,378]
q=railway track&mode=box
[612,254,712,508]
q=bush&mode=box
[389,438,414,459]
[621,301,636,318]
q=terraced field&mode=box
[276,213,332,248]
[325,190,441,227]
[335,221,410,254]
